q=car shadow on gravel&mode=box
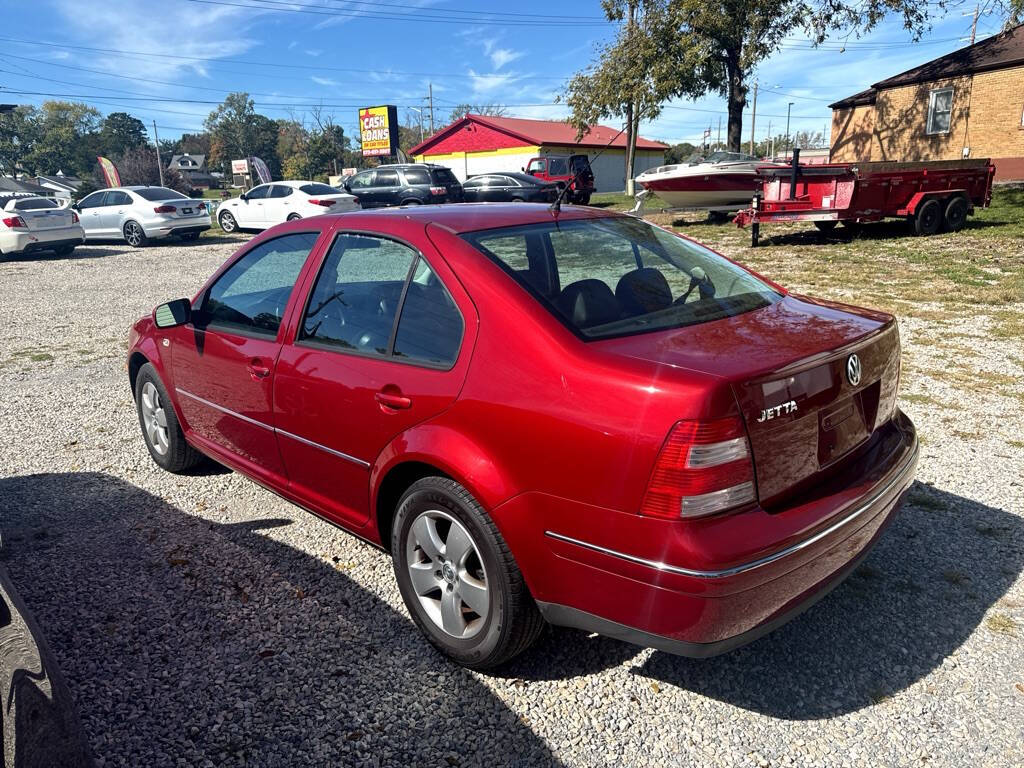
[631,481,1024,718]
[2,247,119,262]
[0,472,563,767]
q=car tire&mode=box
[400,199,421,207]
[943,196,968,232]
[134,363,204,473]
[219,211,238,233]
[510,197,525,203]
[392,476,544,669]
[123,221,148,248]
[576,193,591,205]
[913,198,942,236]
[287,213,301,221]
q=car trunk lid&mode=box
[20,206,75,231]
[593,294,901,507]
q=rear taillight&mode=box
[2,216,26,229]
[71,211,80,224]
[154,205,176,213]
[639,417,756,519]
[308,199,335,207]
[429,186,446,196]
[197,202,206,211]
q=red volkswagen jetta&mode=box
[128,204,918,669]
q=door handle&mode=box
[375,390,412,410]
[247,358,271,380]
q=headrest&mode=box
[615,268,672,316]
[557,279,620,329]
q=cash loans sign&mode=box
[359,105,399,157]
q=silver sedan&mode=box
[75,186,211,247]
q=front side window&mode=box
[526,159,546,174]
[245,185,271,200]
[300,234,416,357]
[77,192,105,209]
[202,232,320,337]
[348,172,374,190]
[927,88,954,134]
[462,217,781,339]
[374,170,400,187]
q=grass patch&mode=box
[901,393,941,406]
[985,612,1018,636]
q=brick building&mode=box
[830,24,1024,181]
[409,114,667,193]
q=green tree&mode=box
[573,0,948,156]
[446,103,507,124]
[664,141,698,164]
[205,93,280,177]
[117,146,189,192]
[21,101,101,176]
[99,112,148,157]
[0,105,39,174]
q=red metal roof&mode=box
[410,114,668,156]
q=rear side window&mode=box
[430,167,458,185]
[549,158,568,175]
[269,185,293,198]
[14,197,58,210]
[107,191,132,206]
[402,167,431,185]
[299,183,341,195]
[375,170,400,187]
[394,259,463,366]
[300,234,415,357]
[202,232,320,337]
[133,187,189,201]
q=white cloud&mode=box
[490,48,523,69]
[51,50,71,60]
[311,76,339,87]
[288,40,298,50]
[467,69,523,94]
[305,49,323,58]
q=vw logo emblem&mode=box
[846,354,862,386]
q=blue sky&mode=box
[0,0,1009,148]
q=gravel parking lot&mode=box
[1,228,1022,767]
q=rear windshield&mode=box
[570,156,591,172]
[14,197,59,209]
[133,187,189,201]
[461,217,781,340]
[299,183,341,195]
[402,167,432,185]
[430,167,459,185]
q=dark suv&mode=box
[343,164,464,208]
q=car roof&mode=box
[322,202,620,234]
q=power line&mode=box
[184,0,609,26]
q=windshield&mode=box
[461,217,780,339]
[133,187,189,201]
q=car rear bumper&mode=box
[143,217,212,238]
[496,411,918,656]
[0,227,85,254]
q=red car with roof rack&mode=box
[127,202,918,669]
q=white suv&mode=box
[0,194,85,258]
[75,186,211,247]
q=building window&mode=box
[926,88,954,135]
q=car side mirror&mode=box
[153,298,192,328]
[239,193,248,202]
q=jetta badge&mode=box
[757,400,798,423]
[846,353,862,386]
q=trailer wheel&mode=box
[943,196,968,232]
[814,221,838,232]
[914,198,942,236]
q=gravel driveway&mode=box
[0,236,1021,767]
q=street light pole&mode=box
[784,103,794,160]
[152,120,165,186]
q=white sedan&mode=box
[215,181,359,233]
[0,194,85,258]
[76,186,211,247]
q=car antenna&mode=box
[549,118,632,217]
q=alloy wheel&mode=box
[139,381,170,456]
[405,510,490,639]
[219,212,236,232]
[124,222,144,247]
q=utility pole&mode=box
[766,120,772,159]
[961,5,980,45]
[152,120,165,186]
[785,102,794,160]
[716,115,721,151]
[748,81,758,156]
[428,83,434,134]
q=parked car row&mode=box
[0,193,84,257]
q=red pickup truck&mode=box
[524,155,595,204]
